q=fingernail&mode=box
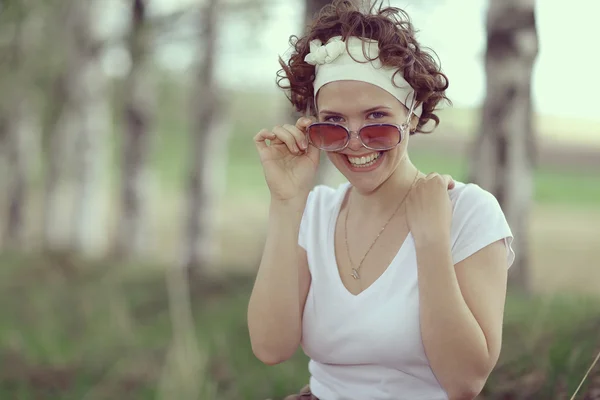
[301,139,308,149]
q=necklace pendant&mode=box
[351,268,360,280]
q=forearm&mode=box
[247,199,306,363]
[416,239,492,398]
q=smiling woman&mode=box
[247,1,515,400]
[307,79,418,192]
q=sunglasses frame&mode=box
[306,122,410,152]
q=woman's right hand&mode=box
[254,117,321,203]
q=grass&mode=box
[0,253,598,399]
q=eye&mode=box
[323,115,344,123]
[367,111,388,119]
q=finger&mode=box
[283,123,308,150]
[305,138,321,163]
[296,115,316,129]
[272,125,301,154]
[418,172,439,187]
[254,129,276,150]
[442,174,456,189]
[424,172,454,189]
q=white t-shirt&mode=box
[298,181,515,400]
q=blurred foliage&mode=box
[0,253,598,399]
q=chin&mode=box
[328,150,393,194]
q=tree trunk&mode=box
[2,102,33,248]
[0,118,8,248]
[181,0,223,274]
[159,2,225,397]
[468,0,538,293]
[40,1,99,255]
[37,0,110,257]
[64,1,111,258]
[0,4,34,249]
[42,75,74,253]
[116,0,154,259]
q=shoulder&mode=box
[300,182,348,224]
[447,181,515,267]
[299,183,348,250]
[304,182,348,214]
[448,181,501,216]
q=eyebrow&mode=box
[319,106,392,115]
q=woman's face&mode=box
[316,80,413,194]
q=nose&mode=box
[346,129,364,151]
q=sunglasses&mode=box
[306,122,410,152]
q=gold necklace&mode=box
[344,171,419,280]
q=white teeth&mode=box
[348,152,381,167]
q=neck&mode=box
[349,156,421,215]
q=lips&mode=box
[347,152,381,166]
[342,151,386,172]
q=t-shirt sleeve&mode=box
[450,184,515,268]
[298,189,316,250]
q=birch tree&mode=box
[36,0,111,257]
[0,0,36,249]
[63,1,111,257]
[180,0,223,273]
[468,0,538,293]
[39,2,72,252]
[115,0,155,259]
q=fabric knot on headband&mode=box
[304,37,346,66]
[303,35,423,118]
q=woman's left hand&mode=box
[406,173,455,245]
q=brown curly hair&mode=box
[276,0,450,134]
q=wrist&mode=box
[269,194,308,215]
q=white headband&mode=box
[304,36,422,118]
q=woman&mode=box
[247,1,514,399]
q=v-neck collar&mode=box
[327,182,412,299]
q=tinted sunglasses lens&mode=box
[308,124,348,151]
[360,125,401,149]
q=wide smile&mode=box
[342,151,385,172]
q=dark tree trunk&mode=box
[3,104,29,248]
[468,0,539,293]
[181,0,223,274]
[42,75,72,253]
[1,5,32,249]
[116,0,154,259]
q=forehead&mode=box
[316,80,404,113]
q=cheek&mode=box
[327,152,344,165]
[396,135,411,157]
[387,142,407,162]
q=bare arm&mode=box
[416,239,508,400]
[247,199,311,365]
